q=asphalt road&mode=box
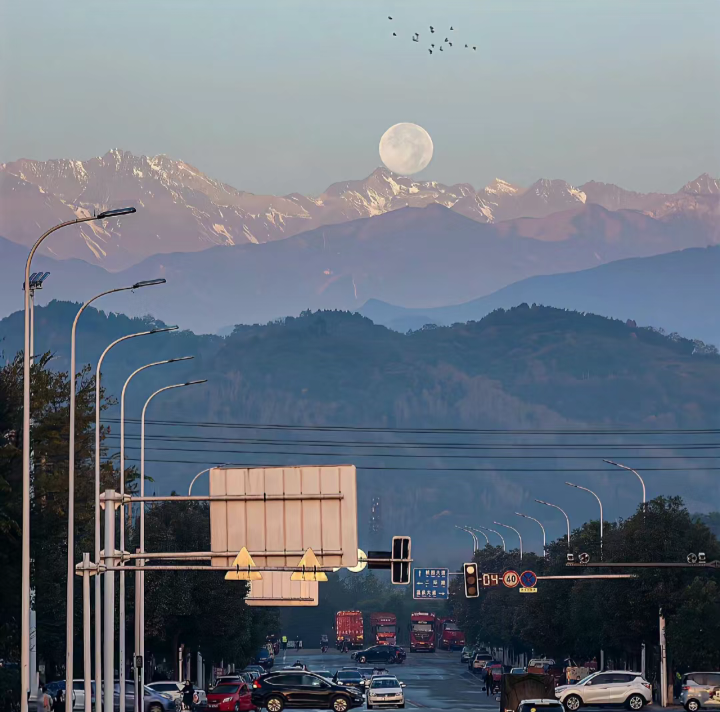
[279,647,508,710]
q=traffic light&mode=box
[464,563,479,597]
[391,536,411,584]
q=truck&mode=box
[370,612,397,645]
[409,611,436,652]
[336,610,364,650]
[436,617,465,651]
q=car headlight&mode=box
[223,697,233,703]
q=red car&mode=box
[207,682,258,712]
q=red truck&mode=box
[436,618,465,651]
[409,611,436,652]
[336,610,364,650]
[370,613,397,645]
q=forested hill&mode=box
[2,301,719,561]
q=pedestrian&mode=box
[53,689,66,712]
[295,636,300,651]
[281,634,287,651]
[485,667,492,696]
[181,680,194,710]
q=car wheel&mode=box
[358,656,367,663]
[149,705,163,712]
[685,700,701,712]
[626,695,645,711]
[266,695,285,712]
[332,696,350,712]
[235,705,240,712]
[564,695,582,712]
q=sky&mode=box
[1,0,718,196]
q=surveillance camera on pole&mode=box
[579,553,590,565]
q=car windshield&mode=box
[337,672,362,681]
[575,674,597,686]
[371,679,399,689]
[210,685,240,694]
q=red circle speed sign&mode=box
[502,570,520,588]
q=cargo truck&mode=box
[436,618,466,650]
[336,610,364,649]
[370,612,397,645]
[409,611,436,652]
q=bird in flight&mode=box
[444,37,449,42]
[439,45,444,51]
[388,16,392,20]
[392,32,397,36]
[430,26,435,33]
[448,42,453,47]
[450,26,454,30]
[412,36,419,42]
[465,44,468,48]
[473,46,477,50]
[428,48,433,54]
[431,43,435,47]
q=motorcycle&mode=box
[321,644,328,653]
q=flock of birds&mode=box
[388,16,477,54]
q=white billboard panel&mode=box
[209,465,358,605]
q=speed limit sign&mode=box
[502,570,520,588]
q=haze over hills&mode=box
[360,245,720,347]
[2,302,719,558]
[1,149,718,270]
[3,198,720,333]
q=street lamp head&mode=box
[132,279,166,289]
[566,482,577,488]
[149,326,178,335]
[97,207,137,219]
[184,379,207,386]
[168,356,193,364]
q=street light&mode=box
[22,209,135,712]
[67,280,166,708]
[188,464,231,496]
[454,525,478,554]
[603,459,646,506]
[494,521,523,559]
[137,380,207,697]
[516,512,547,556]
[566,482,604,560]
[477,525,506,551]
[465,526,490,546]
[117,356,193,712]
[535,499,571,552]
[96,327,177,712]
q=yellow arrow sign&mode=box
[291,548,329,581]
[225,547,263,581]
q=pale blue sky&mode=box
[1,0,717,195]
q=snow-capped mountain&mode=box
[1,149,717,270]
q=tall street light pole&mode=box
[535,499,571,552]
[188,464,231,496]
[478,525,505,551]
[466,526,490,547]
[21,207,136,712]
[95,326,177,712]
[603,459,646,507]
[117,356,192,712]
[566,482,604,560]
[454,526,478,554]
[494,521,523,559]
[516,512,546,556]
[138,380,207,697]
[67,279,166,709]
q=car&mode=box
[352,646,406,665]
[470,652,494,674]
[366,676,406,710]
[111,682,176,712]
[512,668,528,675]
[333,670,366,690]
[460,647,474,664]
[42,680,95,710]
[243,668,266,681]
[207,681,257,711]
[680,671,720,711]
[251,670,364,712]
[146,681,207,706]
[518,699,565,712]
[357,668,376,680]
[312,672,333,680]
[256,648,275,670]
[555,671,651,711]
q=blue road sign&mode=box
[413,567,449,600]
[520,570,538,588]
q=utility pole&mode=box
[659,608,668,708]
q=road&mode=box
[278,648,506,710]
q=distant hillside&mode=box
[4,302,719,560]
[360,246,720,346]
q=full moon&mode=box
[379,122,434,175]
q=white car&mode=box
[555,671,651,711]
[146,682,207,706]
[518,699,565,712]
[366,676,406,709]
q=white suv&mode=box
[366,676,406,709]
[555,671,652,711]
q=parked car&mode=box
[470,652,494,674]
[518,700,565,712]
[243,668,266,680]
[460,647,475,664]
[43,681,93,710]
[206,681,256,711]
[352,646,406,665]
[256,648,275,670]
[111,681,176,712]
[146,681,207,706]
[251,670,364,712]
[333,670,366,690]
[366,676,406,710]
[555,671,651,711]
[681,671,720,711]
[312,672,333,680]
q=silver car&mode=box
[681,672,720,711]
[111,681,176,712]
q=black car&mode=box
[352,645,406,665]
[251,671,364,712]
[255,648,275,670]
[333,670,366,690]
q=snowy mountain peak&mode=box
[483,178,522,196]
[682,173,720,195]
